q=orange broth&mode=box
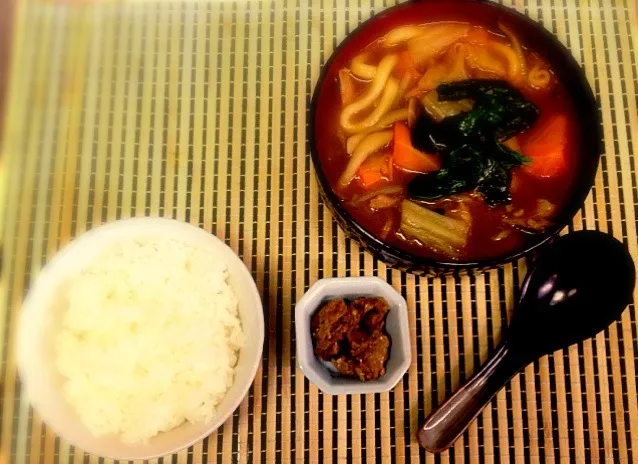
[315,24,581,261]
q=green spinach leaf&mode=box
[408,80,538,206]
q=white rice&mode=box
[55,237,245,443]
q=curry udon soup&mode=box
[316,21,580,262]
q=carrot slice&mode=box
[522,114,568,178]
[357,152,393,189]
[510,168,523,195]
[503,136,521,152]
[395,51,417,75]
[394,51,420,92]
[392,122,441,173]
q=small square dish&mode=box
[295,277,411,395]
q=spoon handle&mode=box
[418,343,522,453]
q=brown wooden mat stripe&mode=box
[1,0,637,463]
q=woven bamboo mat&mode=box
[1,0,637,462]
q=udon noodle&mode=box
[340,54,400,134]
[383,25,426,47]
[338,130,393,186]
[499,22,527,81]
[346,108,409,154]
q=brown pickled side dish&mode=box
[310,297,391,381]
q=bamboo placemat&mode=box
[1,0,637,462]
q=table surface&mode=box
[1,0,637,463]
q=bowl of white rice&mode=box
[16,217,264,460]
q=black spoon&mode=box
[418,230,636,453]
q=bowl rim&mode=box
[308,0,601,271]
[16,217,265,460]
[294,276,411,395]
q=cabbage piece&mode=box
[399,200,469,257]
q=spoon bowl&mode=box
[418,230,635,453]
[509,230,635,360]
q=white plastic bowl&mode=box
[16,217,264,460]
[295,277,411,395]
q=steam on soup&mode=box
[316,21,580,261]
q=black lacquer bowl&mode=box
[308,0,600,275]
